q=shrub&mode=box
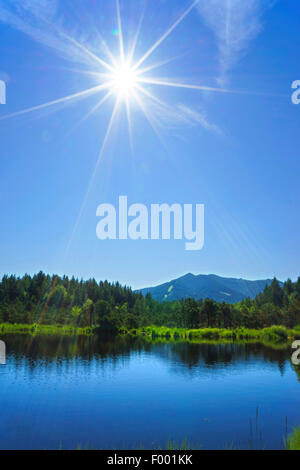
[263,326,288,341]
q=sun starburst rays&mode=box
[0,0,232,133]
[0,0,239,255]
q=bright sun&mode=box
[110,62,138,98]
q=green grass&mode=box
[0,323,94,336]
[1,322,298,343]
[124,325,298,345]
[165,439,202,450]
[285,427,300,450]
[72,432,298,450]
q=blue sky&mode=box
[0,0,299,289]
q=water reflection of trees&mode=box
[3,334,151,373]
[293,364,300,382]
[147,341,289,377]
[2,334,292,378]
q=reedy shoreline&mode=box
[1,323,300,345]
[121,324,300,344]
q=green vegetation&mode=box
[285,427,300,450]
[0,323,93,335]
[73,431,299,450]
[164,439,202,450]
[126,325,293,340]
[121,325,298,346]
[0,272,300,336]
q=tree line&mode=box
[0,272,299,331]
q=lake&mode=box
[0,334,299,450]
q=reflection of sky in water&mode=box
[0,335,299,450]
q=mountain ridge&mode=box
[136,273,280,303]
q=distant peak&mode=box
[180,272,195,279]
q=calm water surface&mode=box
[0,334,299,450]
